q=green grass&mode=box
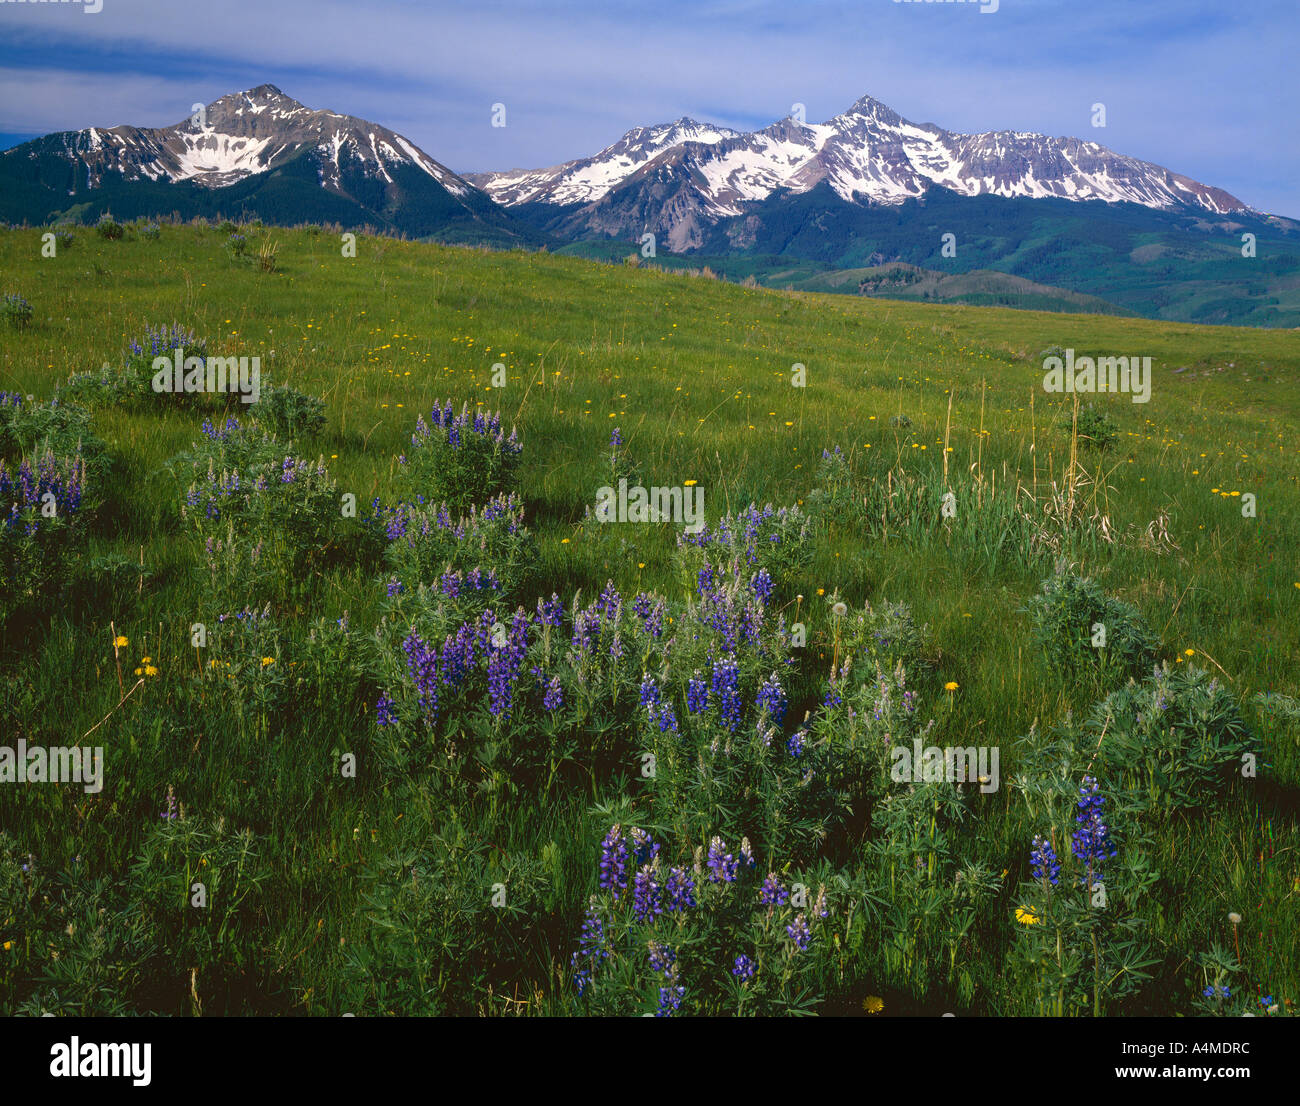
[1,221,1297,1016]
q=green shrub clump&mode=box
[1025,566,1159,686]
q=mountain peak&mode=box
[844,93,904,124]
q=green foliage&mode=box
[256,383,326,438]
[394,402,522,515]
[224,234,249,262]
[1061,403,1120,450]
[805,445,861,529]
[0,397,110,483]
[2,293,33,330]
[0,224,1296,1018]
[1090,665,1256,815]
[377,492,534,607]
[174,421,345,605]
[569,823,836,1016]
[1025,565,1159,687]
[95,214,123,240]
[340,826,552,1015]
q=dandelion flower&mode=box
[944,681,959,692]
[831,602,847,618]
[113,635,128,649]
[144,665,158,677]
[862,995,884,1014]
[1015,906,1039,925]
[1228,912,1242,925]
[261,656,275,667]
[684,479,697,487]
[1185,648,1195,657]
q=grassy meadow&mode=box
[0,219,1297,1016]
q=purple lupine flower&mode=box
[664,867,696,913]
[542,675,564,711]
[159,785,179,822]
[711,655,741,733]
[1072,776,1117,886]
[629,828,660,866]
[596,580,621,622]
[786,913,812,952]
[402,631,440,726]
[755,672,786,725]
[486,609,529,718]
[687,673,708,713]
[535,593,564,627]
[759,873,788,906]
[707,836,739,884]
[732,954,756,980]
[656,963,685,1017]
[570,899,608,996]
[375,695,397,726]
[1031,834,1060,886]
[654,703,679,734]
[647,940,675,975]
[632,863,662,922]
[599,826,628,899]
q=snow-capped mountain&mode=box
[474,93,1250,248]
[466,117,741,206]
[0,85,536,245]
[34,85,472,195]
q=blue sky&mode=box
[1,0,1296,214]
